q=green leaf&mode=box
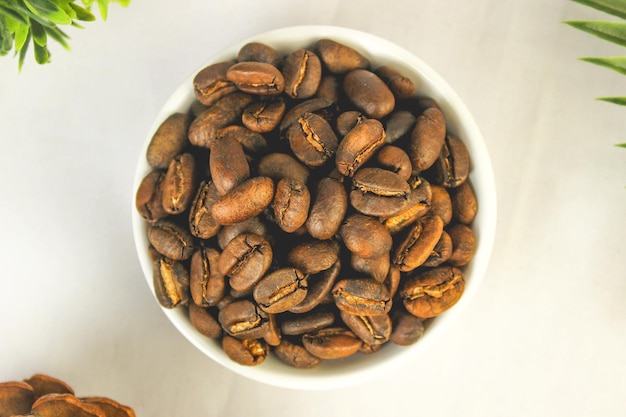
[23,0,72,25]
[14,19,29,50]
[571,0,626,20]
[597,96,626,104]
[17,31,30,71]
[44,25,70,50]
[33,41,49,64]
[564,20,626,48]
[580,56,626,74]
[0,4,29,25]
[616,143,626,147]
[114,0,131,7]
[30,19,46,46]
[69,3,95,21]
[0,15,12,55]
[96,0,108,20]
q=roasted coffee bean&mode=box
[390,310,424,346]
[302,327,363,359]
[290,260,341,314]
[350,253,390,283]
[23,374,74,398]
[447,223,476,266]
[384,266,402,299]
[316,75,341,103]
[188,92,254,149]
[81,397,135,417]
[382,176,432,234]
[343,69,395,119]
[429,185,453,225]
[283,49,322,99]
[193,61,237,106]
[189,303,222,339]
[273,178,311,233]
[242,100,286,133]
[31,393,106,417]
[148,220,194,261]
[432,134,470,188]
[257,153,310,185]
[451,181,478,224]
[188,180,221,239]
[340,310,392,345]
[273,339,321,369]
[376,145,412,180]
[222,336,269,366]
[332,278,392,316]
[375,65,416,99]
[422,230,453,267]
[336,118,386,176]
[385,110,416,144]
[263,314,281,346]
[401,266,465,318]
[218,299,269,340]
[227,61,285,95]
[146,113,191,169]
[218,233,273,292]
[135,171,168,223]
[237,42,283,67]
[306,177,348,240]
[340,214,392,259]
[254,268,308,314]
[211,176,275,225]
[0,381,35,416]
[350,167,412,217]
[288,239,339,274]
[336,111,366,136]
[210,135,250,196]
[218,125,268,155]
[216,216,269,250]
[161,152,196,215]
[190,247,225,307]
[409,107,446,173]
[153,256,190,309]
[393,214,444,272]
[316,38,370,74]
[279,97,334,131]
[287,112,338,167]
[281,310,335,335]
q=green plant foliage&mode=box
[0,0,130,71]
[567,0,626,152]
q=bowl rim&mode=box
[131,24,497,390]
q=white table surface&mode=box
[1,0,625,415]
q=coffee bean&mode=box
[210,135,250,195]
[237,42,283,67]
[287,112,338,167]
[281,310,335,335]
[288,239,339,275]
[376,145,412,181]
[382,176,432,234]
[193,61,237,106]
[218,233,273,292]
[136,171,168,223]
[216,216,269,250]
[222,335,269,366]
[384,110,416,144]
[447,223,476,266]
[218,125,268,155]
[257,153,310,185]
[253,268,308,314]
[153,256,190,309]
[375,65,416,99]
[211,176,275,225]
[432,134,470,188]
[306,177,348,240]
[332,278,392,316]
[429,185,453,225]
[340,214,392,259]
[451,181,478,224]
[343,69,395,119]
[302,327,363,359]
[340,310,392,345]
[148,220,194,261]
[190,247,225,307]
[146,113,191,169]
[393,214,444,272]
[350,167,412,218]
[316,75,341,103]
[273,339,321,368]
[289,260,341,314]
[390,311,424,345]
[242,100,286,133]
[409,107,446,173]
[161,152,196,215]
[350,253,390,283]
[400,266,465,318]
[422,230,453,268]
[279,97,334,131]
[188,180,221,239]
[227,61,285,95]
[336,118,386,176]
[316,38,370,74]
[283,49,322,99]
[189,304,222,339]
[218,299,269,340]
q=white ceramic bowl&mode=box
[132,25,496,390]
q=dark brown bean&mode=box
[153,256,190,309]
[429,185,453,225]
[190,247,225,307]
[451,181,478,224]
[375,65,416,99]
[161,152,196,215]
[31,393,105,417]
[257,153,310,185]
[288,240,339,275]
[340,214,392,259]
[0,381,35,416]
[273,339,321,368]
[242,100,286,133]
[148,220,194,261]
[390,310,424,345]
[193,61,237,106]
[393,214,444,272]
[384,110,416,144]
[302,327,363,359]
[281,310,335,335]
[279,97,334,131]
[222,336,268,366]
[382,176,432,234]
[316,75,341,103]
[289,260,341,314]
[273,177,311,233]
[23,374,74,398]
[211,176,275,225]
[188,180,221,239]
[343,69,395,119]
[253,268,308,314]
[216,216,269,250]
[263,314,282,347]
[316,39,370,74]
[400,266,465,318]
[217,125,268,155]
[350,167,412,218]
[340,311,392,345]
[218,233,273,292]
[332,278,392,316]
[422,230,453,267]
[306,177,348,240]
[350,253,390,283]
[146,113,190,169]
[283,49,322,99]
[211,136,250,196]
[336,118,386,177]
[237,42,283,67]
[432,134,470,188]
[287,112,338,167]
[376,145,412,180]
[218,299,269,340]
[447,223,476,266]
[336,111,366,136]
[226,61,285,95]
[189,304,222,338]
[409,107,446,173]
[135,171,168,223]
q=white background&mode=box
[1,0,625,415]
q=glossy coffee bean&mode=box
[153,256,190,309]
[216,216,269,250]
[343,69,395,119]
[302,327,363,359]
[227,61,285,95]
[376,145,412,180]
[432,134,470,188]
[429,185,453,225]
[189,304,222,338]
[281,310,335,335]
[332,278,392,316]
[257,153,310,185]
[382,176,432,234]
[211,176,275,225]
[253,268,308,314]
[283,49,322,99]
[451,181,478,224]
[210,135,250,196]
[161,152,196,215]
[288,239,339,275]
[263,314,282,347]
[237,42,283,67]
[273,178,311,233]
[190,247,225,307]
[306,177,348,240]
[218,233,273,292]
[393,214,444,272]
[340,214,392,259]
[222,335,269,366]
[375,65,416,100]
[350,253,390,283]
[0,381,36,416]
[422,230,453,267]
[188,180,221,239]
[146,113,191,169]
[316,75,341,103]
[336,110,365,136]
[400,266,465,318]
[273,339,321,368]
[316,38,370,74]
[390,310,424,345]
[289,260,341,314]
[135,171,168,223]
[384,110,416,144]
[336,118,386,177]
[218,299,269,340]
[279,97,334,131]
[447,223,476,266]
[287,112,338,167]
[218,125,268,155]
[193,61,237,106]
[242,100,286,133]
[340,310,392,345]
[148,220,194,261]
[350,167,412,217]
[409,107,446,173]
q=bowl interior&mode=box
[132,25,497,390]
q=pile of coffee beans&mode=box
[0,374,135,417]
[135,38,477,368]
